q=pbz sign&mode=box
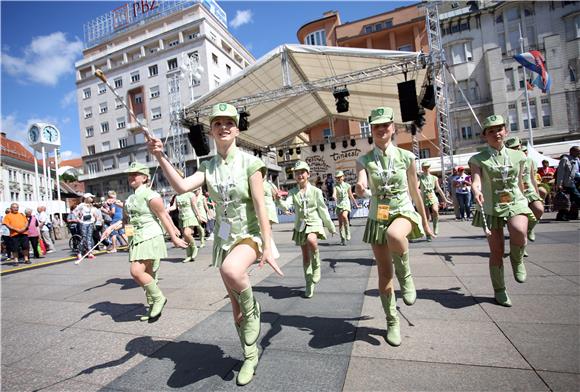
[113,0,160,30]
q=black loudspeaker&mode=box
[421,85,436,110]
[397,80,419,122]
[186,123,211,157]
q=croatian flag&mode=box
[513,50,552,93]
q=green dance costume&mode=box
[418,172,440,236]
[125,184,168,321]
[335,181,352,243]
[176,192,199,262]
[199,145,265,385]
[264,179,279,224]
[469,145,536,306]
[357,144,423,344]
[195,193,207,247]
[281,183,335,297]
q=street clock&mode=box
[28,123,61,151]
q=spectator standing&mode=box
[194,188,209,247]
[2,203,30,264]
[555,146,580,220]
[205,191,216,240]
[104,191,126,252]
[454,167,472,220]
[2,208,11,259]
[73,193,99,259]
[37,206,55,253]
[537,160,556,207]
[448,168,460,219]
[25,208,41,259]
[325,173,335,201]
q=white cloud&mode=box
[60,90,77,108]
[1,32,83,86]
[0,113,79,157]
[59,150,75,159]
[230,10,253,29]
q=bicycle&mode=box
[67,222,87,255]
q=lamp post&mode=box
[180,52,204,105]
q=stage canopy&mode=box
[184,44,429,148]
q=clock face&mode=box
[42,126,60,143]
[29,126,40,143]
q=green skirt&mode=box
[472,208,537,230]
[523,190,543,204]
[335,204,351,214]
[423,192,438,208]
[180,216,200,228]
[292,225,327,246]
[363,211,424,244]
[129,235,167,271]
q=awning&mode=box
[185,44,428,148]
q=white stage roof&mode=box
[185,44,428,148]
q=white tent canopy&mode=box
[185,44,428,148]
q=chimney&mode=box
[323,10,337,17]
[0,132,6,137]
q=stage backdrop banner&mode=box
[301,142,374,186]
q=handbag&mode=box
[553,191,571,211]
[39,237,47,255]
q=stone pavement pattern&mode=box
[1,214,578,391]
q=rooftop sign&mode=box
[83,0,227,48]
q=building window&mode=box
[419,148,430,159]
[226,64,231,76]
[87,161,98,174]
[212,53,218,65]
[505,68,515,91]
[98,83,106,94]
[565,14,580,40]
[508,27,520,53]
[87,145,96,155]
[167,58,178,70]
[149,64,158,77]
[99,102,108,114]
[85,126,94,137]
[115,98,123,109]
[130,71,140,83]
[495,14,504,24]
[83,88,91,99]
[305,29,326,46]
[135,94,143,104]
[150,85,160,98]
[508,103,519,131]
[506,7,520,22]
[497,32,507,54]
[152,128,163,139]
[102,157,114,170]
[116,117,126,129]
[518,67,526,89]
[188,32,199,40]
[522,99,537,129]
[398,44,413,52]
[360,121,371,138]
[214,75,221,88]
[375,22,383,31]
[323,128,333,143]
[449,41,472,65]
[384,19,393,29]
[100,122,109,133]
[168,39,179,47]
[119,138,128,149]
[460,125,473,140]
[84,107,92,119]
[101,141,111,152]
[364,25,373,34]
[569,59,577,82]
[114,78,123,88]
[541,98,552,127]
[151,107,162,120]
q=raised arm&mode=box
[147,137,205,193]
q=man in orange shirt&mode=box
[2,203,30,264]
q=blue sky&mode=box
[1,0,412,159]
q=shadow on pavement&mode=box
[423,251,489,263]
[364,288,496,308]
[79,336,236,388]
[253,285,304,299]
[260,311,387,349]
[83,278,139,292]
[322,257,374,271]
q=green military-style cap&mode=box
[505,136,521,149]
[482,114,506,130]
[369,107,394,125]
[292,160,310,172]
[125,161,150,177]
[421,161,432,167]
[335,170,344,178]
[209,103,239,126]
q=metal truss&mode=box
[424,1,455,184]
[185,55,426,117]
[168,73,187,176]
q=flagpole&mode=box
[519,23,534,147]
